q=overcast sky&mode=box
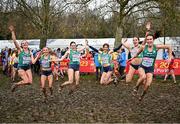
[88,0,104,10]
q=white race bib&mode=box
[22,56,31,64]
[72,54,80,62]
[142,57,154,67]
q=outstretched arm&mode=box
[89,45,99,53]
[128,45,144,62]
[141,38,147,46]
[156,45,172,61]
[86,39,102,54]
[141,22,152,45]
[9,26,21,51]
[109,39,127,54]
[83,47,89,58]
[121,38,130,51]
[32,52,41,64]
[113,43,123,52]
[53,50,70,62]
[77,39,88,52]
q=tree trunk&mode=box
[40,33,47,49]
[39,0,50,49]
[115,25,123,47]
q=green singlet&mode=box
[40,55,51,68]
[69,49,81,65]
[141,45,157,67]
[18,50,31,67]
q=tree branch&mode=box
[124,0,154,16]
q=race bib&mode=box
[22,56,31,65]
[102,57,109,65]
[142,57,154,67]
[103,58,108,63]
[72,54,80,62]
[131,48,138,57]
[41,59,50,68]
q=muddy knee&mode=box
[28,79,33,84]
[23,79,29,84]
[69,80,73,84]
[141,75,146,81]
[100,79,106,84]
[126,79,132,83]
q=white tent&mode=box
[46,38,115,50]
[0,39,40,50]
[1,37,179,58]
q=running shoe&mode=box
[132,88,138,96]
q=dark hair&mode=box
[154,30,161,39]
[146,32,154,39]
[121,48,125,52]
[57,48,60,51]
[103,43,109,48]
[133,36,140,41]
[147,30,161,39]
[8,48,12,57]
[139,41,143,44]
[172,51,176,58]
[66,47,69,50]
[70,41,76,46]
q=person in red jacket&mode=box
[164,51,177,84]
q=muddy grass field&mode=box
[0,72,180,123]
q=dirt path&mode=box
[0,74,180,123]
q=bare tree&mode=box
[10,0,92,48]
[90,0,160,45]
[10,0,71,48]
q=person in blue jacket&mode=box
[117,48,127,78]
[163,50,168,60]
[94,50,102,81]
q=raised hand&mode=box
[9,25,15,32]
[85,39,88,45]
[123,38,128,43]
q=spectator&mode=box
[117,48,127,79]
[94,49,102,81]
[163,50,168,60]
[56,48,62,59]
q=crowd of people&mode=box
[0,22,178,101]
[0,45,67,80]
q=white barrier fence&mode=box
[0,37,180,59]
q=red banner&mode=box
[57,59,180,75]
[59,59,69,70]
[154,59,180,75]
[79,59,96,72]
[126,59,180,75]
[59,59,96,73]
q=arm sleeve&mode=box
[89,46,99,53]
[113,44,122,52]
[122,52,126,61]
[119,53,126,62]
